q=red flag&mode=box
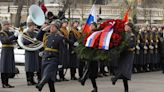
[123,10,129,22]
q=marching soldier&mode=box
[111,22,136,92]
[80,22,99,92]
[23,20,39,86]
[69,21,81,80]
[0,20,18,88]
[36,20,65,92]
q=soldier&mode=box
[111,22,136,92]
[159,27,164,73]
[133,29,140,73]
[0,20,18,88]
[23,20,39,85]
[69,20,81,80]
[80,22,99,92]
[58,19,70,81]
[46,11,58,24]
[36,20,65,92]
[148,27,156,71]
[152,26,160,70]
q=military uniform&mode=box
[153,31,160,70]
[58,27,70,81]
[159,31,164,73]
[36,30,65,92]
[0,30,17,87]
[23,30,39,85]
[69,27,81,79]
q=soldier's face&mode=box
[73,22,79,28]
[3,23,10,30]
[89,24,96,31]
[62,22,68,27]
[124,25,131,32]
[50,24,57,33]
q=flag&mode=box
[123,9,129,23]
[82,4,97,34]
[98,22,115,50]
[85,31,101,47]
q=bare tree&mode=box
[14,0,24,27]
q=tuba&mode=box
[17,5,45,51]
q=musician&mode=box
[58,19,70,81]
[0,20,18,88]
[46,11,58,24]
[80,22,99,92]
[36,20,65,92]
[23,20,39,86]
[111,22,136,92]
[69,20,81,80]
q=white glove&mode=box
[145,40,148,43]
[42,26,50,31]
[137,40,140,43]
[33,38,37,41]
[39,51,44,57]
[144,46,148,50]
[14,31,19,37]
[149,45,154,49]
[136,45,140,50]
[155,45,158,48]
[73,42,79,46]
[58,65,63,69]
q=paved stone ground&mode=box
[0,66,164,92]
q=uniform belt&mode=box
[128,48,135,52]
[45,48,59,52]
[2,44,15,47]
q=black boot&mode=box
[91,88,97,92]
[80,68,89,86]
[111,77,118,85]
[123,79,129,92]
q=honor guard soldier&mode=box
[23,20,39,86]
[0,20,18,88]
[159,27,164,73]
[147,27,155,71]
[80,22,99,92]
[152,27,160,70]
[133,29,141,73]
[58,19,70,81]
[36,20,65,92]
[111,22,136,92]
[69,20,81,80]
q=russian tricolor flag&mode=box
[82,4,97,34]
[99,22,115,50]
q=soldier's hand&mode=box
[73,42,79,47]
[58,65,63,69]
[136,45,140,50]
[42,25,50,31]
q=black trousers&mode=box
[59,68,64,79]
[48,80,55,92]
[26,72,35,82]
[78,61,85,78]
[1,73,9,85]
[70,68,76,78]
